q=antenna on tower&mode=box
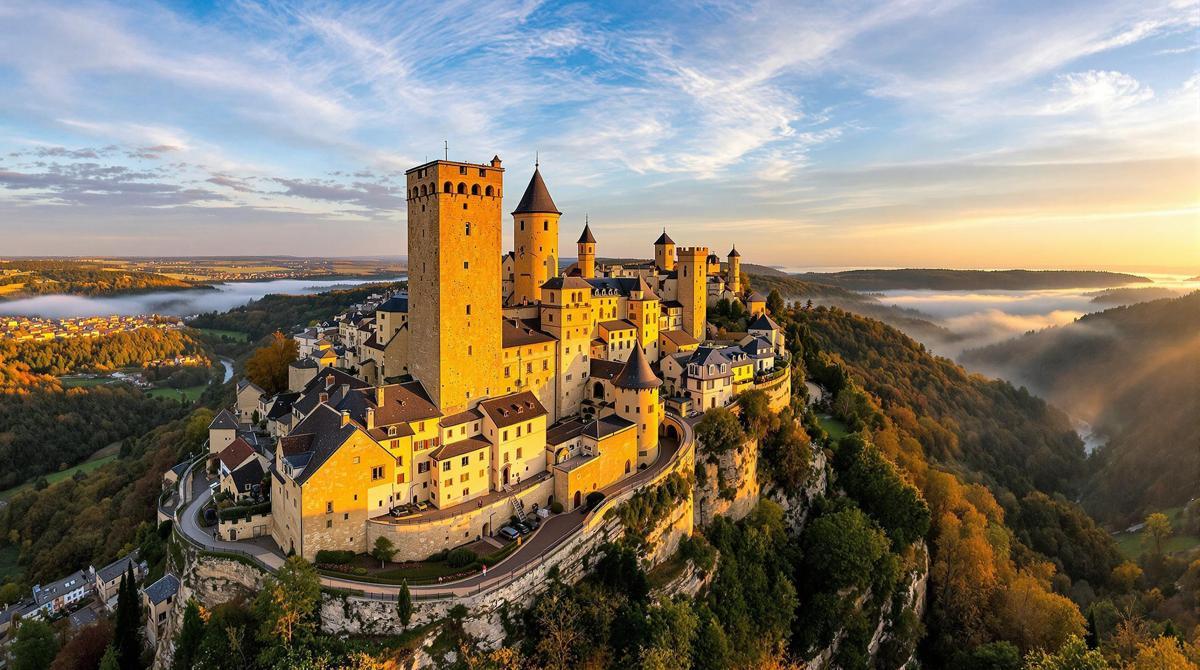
[535,151,539,169]
[444,140,449,161]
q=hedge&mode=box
[218,501,271,521]
[315,550,356,565]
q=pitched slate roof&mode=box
[546,418,588,445]
[209,409,239,431]
[266,392,300,420]
[746,291,767,303]
[378,295,409,312]
[599,319,637,332]
[582,415,635,439]
[577,223,596,244]
[727,246,740,257]
[502,319,555,347]
[33,570,87,606]
[589,358,624,381]
[654,230,675,245]
[748,313,781,331]
[613,342,661,390]
[740,336,774,358]
[661,329,699,347]
[479,391,547,428]
[541,276,593,291]
[278,405,361,484]
[143,574,179,605]
[585,276,658,299]
[229,458,265,492]
[95,551,141,584]
[512,168,560,214]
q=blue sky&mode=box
[0,0,1196,271]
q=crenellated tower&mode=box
[577,219,596,279]
[405,156,504,412]
[511,166,561,305]
[676,246,708,341]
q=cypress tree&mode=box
[113,565,145,669]
[397,580,413,629]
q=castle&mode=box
[214,156,789,562]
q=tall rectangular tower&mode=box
[405,159,504,413]
[676,247,708,341]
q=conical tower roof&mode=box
[577,223,596,244]
[612,342,661,390]
[654,229,675,246]
[512,168,560,214]
[727,246,740,258]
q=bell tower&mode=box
[405,158,504,412]
[654,229,675,272]
[727,246,741,294]
[511,165,561,304]
[577,218,596,279]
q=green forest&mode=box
[0,327,203,376]
[962,292,1200,526]
[0,260,193,298]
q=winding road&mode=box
[174,415,691,599]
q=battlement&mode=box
[676,247,709,258]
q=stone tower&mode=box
[405,157,504,413]
[577,220,596,279]
[676,246,708,341]
[613,342,661,467]
[654,230,675,272]
[511,167,561,305]
[727,246,741,294]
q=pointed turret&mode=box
[727,246,740,258]
[512,168,560,215]
[727,246,742,293]
[654,228,676,272]
[577,219,596,279]
[577,223,596,244]
[612,341,661,390]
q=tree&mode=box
[99,646,120,670]
[172,599,205,670]
[695,407,745,455]
[12,619,60,670]
[255,555,320,646]
[991,571,1086,655]
[1142,512,1172,557]
[800,507,889,591]
[1128,636,1198,670]
[1109,561,1143,593]
[766,289,785,315]
[397,580,413,629]
[113,567,145,670]
[371,537,396,568]
[958,641,1021,670]
[737,390,774,439]
[692,614,732,670]
[0,581,23,604]
[51,620,113,670]
[1024,636,1108,670]
[244,332,297,395]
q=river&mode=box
[0,277,405,319]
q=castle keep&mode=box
[212,155,788,561]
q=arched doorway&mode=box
[625,459,631,474]
[593,381,605,399]
[573,490,582,509]
[483,522,491,537]
[502,464,510,485]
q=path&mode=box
[174,417,689,599]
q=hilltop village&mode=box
[203,156,792,564]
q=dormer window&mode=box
[388,426,397,436]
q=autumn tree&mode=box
[244,332,298,395]
[1142,512,1172,557]
[1128,636,1199,670]
[50,621,113,670]
[1024,636,1108,670]
[991,570,1086,654]
[255,555,321,646]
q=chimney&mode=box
[376,386,385,406]
[366,407,375,430]
[340,410,350,427]
[319,392,329,403]
[325,374,335,390]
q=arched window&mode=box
[471,184,480,195]
[593,382,604,399]
[420,185,427,196]
[625,460,631,474]
[485,185,494,196]
[429,182,435,194]
[411,186,418,198]
[443,181,452,193]
[457,182,466,194]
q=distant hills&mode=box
[1087,286,1183,305]
[961,292,1200,525]
[790,269,1149,291]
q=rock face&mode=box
[693,438,761,527]
[765,447,829,534]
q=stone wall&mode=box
[766,447,828,534]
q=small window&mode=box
[478,168,486,177]
[471,184,480,195]
[326,501,333,513]
[459,166,467,175]
[461,456,469,466]
[464,261,469,269]
[457,182,466,194]
[466,304,471,315]
[442,461,451,472]
[543,221,549,231]
[465,222,471,236]
[443,181,452,193]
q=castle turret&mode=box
[654,230,675,272]
[727,246,741,294]
[612,341,661,467]
[512,166,561,305]
[676,246,708,341]
[577,219,596,279]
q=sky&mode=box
[0,0,1197,271]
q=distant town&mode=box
[0,314,184,342]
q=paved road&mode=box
[176,418,689,597]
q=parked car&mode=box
[513,521,532,535]
[498,526,520,541]
[525,516,541,530]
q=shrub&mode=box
[549,501,564,514]
[446,548,477,568]
[426,549,450,563]
[353,567,367,576]
[315,550,355,565]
